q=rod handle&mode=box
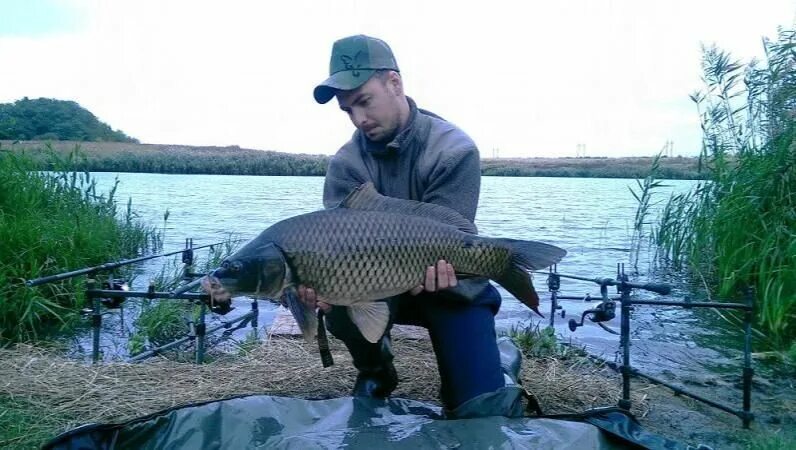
[638,282,671,295]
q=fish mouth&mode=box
[201,273,236,304]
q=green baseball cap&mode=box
[313,34,400,104]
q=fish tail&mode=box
[496,265,543,312]
[283,287,317,343]
[498,239,567,272]
[494,239,566,313]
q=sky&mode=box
[1,0,793,158]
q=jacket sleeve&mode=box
[322,150,366,210]
[421,145,481,223]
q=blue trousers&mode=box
[324,284,505,409]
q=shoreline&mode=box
[2,140,705,180]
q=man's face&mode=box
[337,73,403,143]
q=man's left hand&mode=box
[409,259,457,295]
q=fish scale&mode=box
[266,208,505,303]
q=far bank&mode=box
[2,140,703,179]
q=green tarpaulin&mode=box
[44,394,684,449]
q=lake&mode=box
[69,173,742,381]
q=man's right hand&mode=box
[409,259,457,295]
[297,285,332,313]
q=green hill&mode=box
[0,98,137,143]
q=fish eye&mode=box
[232,261,243,272]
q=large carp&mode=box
[198,183,566,343]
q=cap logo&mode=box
[340,51,365,77]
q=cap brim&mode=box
[313,69,377,104]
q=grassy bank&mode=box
[2,140,704,179]
[2,334,793,449]
[0,148,160,342]
[654,29,795,350]
[0,337,650,449]
[5,141,329,176]
[481,155,701,179]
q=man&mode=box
[302,34,525,418]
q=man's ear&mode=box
[388,71,403,96]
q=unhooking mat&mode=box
[43,394,685,449]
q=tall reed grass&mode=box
[629,153,667,273]
[654,29,795,350]
[0,147,161,342]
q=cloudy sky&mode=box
[1,0,793,157]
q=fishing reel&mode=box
[568,284,617,332]
[99,278,130,308]
[207,300,234,315]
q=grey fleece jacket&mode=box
[323,97,489,302]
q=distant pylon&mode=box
[576,143,586,157]
[660,140,674,156]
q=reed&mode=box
[654,29,795,349]
[628,153,666,273]
[0,147,161,342]
[4,141,330,176]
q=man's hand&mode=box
[410,259,457,295]
[297,285,332,313]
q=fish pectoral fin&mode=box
[347,302,390,344]
[282,287,318,343]
[453,271,479,279]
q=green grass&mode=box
[740,430,796,450]
[130,299,188,350]
[654,29,795,350]
[0,146,161,342]
[0,395,72,450]
[129,236,239,357]
[503,321,585,359]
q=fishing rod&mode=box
[25,240,240,287]
[542,264,754,428]
[532,270,672,295]
[171,276,205,296]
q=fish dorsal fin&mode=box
[339,182,478,234]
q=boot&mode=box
[444,337,527,419]
[349,334,398,398]
[497,336,522,386]
[323,305,399,398]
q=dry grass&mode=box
[0,337,649,448]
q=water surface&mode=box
[71,173,743,382]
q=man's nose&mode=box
[351,109,367,128]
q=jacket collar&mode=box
[361,97,427,157]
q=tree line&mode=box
[0,98,137,143]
